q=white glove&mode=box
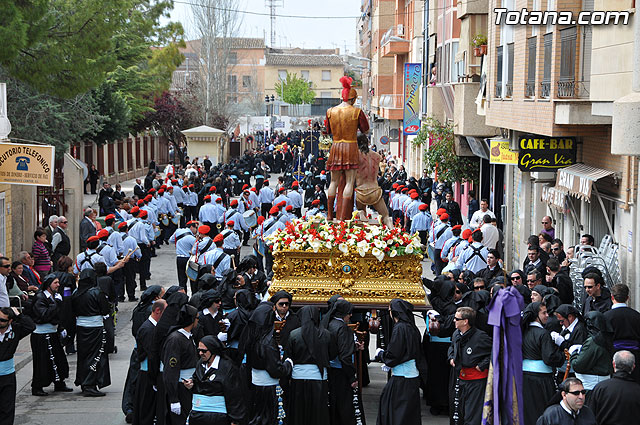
[153,385,158,392]
[217,332,228,342]
[381,365,391,373]
[221,318,230,327]
[427,309,439,319]
[550,331,564,346]
[170,402,181,415]
[375,348,384,358]
[60,329,68,339]
[285,358,294,368]
[568,344,582,355]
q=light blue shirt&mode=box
[288,191,303,208]
[121,233,141,259]
[169,228,197,257]
[200,248,232,277]
[273,194,290,208]
[456,242,489,273]
[184,191,198,206]
[222,229,241,250]
[73,249,105,274]
[405,200,421,220]
[172,187,186,204]
[213,204,227,224]
[261,217,285,239]
[199,203,218,223]
[410,211,432,233]
[98,243,118,267]
[164,193,178,212]
[223,209,247,231]
[441,236,462,262]
[128,219,149,244]
[106,226,124,255]
[259,187,274,204]
[191,237,214,257]
[432,223,453,249]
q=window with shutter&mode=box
[526,37,537,97]
[541,33,552,98]
[559,26,577,97]
[496,46,503,98]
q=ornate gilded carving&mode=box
[269,250,427,308]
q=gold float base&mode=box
[269,250,427,309]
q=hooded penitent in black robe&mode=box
[241,302,292,425]
[72,269,111,389]
[447,326,491,425]
[424,278,457,413]
[325,299,358,425]
[161,305,199,425]
[133,316,161,425]
[153,289,190,425]
[226,289,255,362]
[284,306,331,425]
[124,285,164,419]
[30,274,69,390]
[521,302,565,425]
[375,299,428,425]
[187,336,247,425]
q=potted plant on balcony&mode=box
[472,34,488,56]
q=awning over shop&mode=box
[541,185,566,212]
[555,163,616,202]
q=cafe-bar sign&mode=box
[517,135,577,172]
[0,142,55,186]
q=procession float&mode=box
[266,214,427,309]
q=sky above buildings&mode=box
[165,0,362,53]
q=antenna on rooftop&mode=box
[265,0,284,47]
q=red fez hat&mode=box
[97,229,109,239]
[131,206,140,214]
[292,181,298,187]
[410,192,419,199]
[118,222,127,230]
[230,199,238,207]
[242,184,249,190]
[198,225,210,234]
[269,206,279,215]
[188,184,194,188]
[158,189,165,194]
[171,179,178,184]
[418,203,428,211]
[440,213,449,220]
[462,229,472,240]
[213,234,224,243]
[105,214,116,221]
[285,205,293,211]
[87,236,100,243]
[209,186,216,192]
[452,225,462,231]
[279,187,285,193]
[148,188,156,194]
[436,208,446,215]
[250,187,257,192]
[257,216,265,225]
[139,210,148,218]
[144,195,152,201]
[204,195,211,201]
[216,197,222,202]
[227,220,235,227]
[186,220,199,227]
[312,199,320,206]
[137,200,145,206]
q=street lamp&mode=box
[264,95,276,146]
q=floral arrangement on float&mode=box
[265,213,423,261]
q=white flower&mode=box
[309,239,322,253]
[373,239,386,250]
[339,243,349,254]
[405,245,413,254]
[369,226,381,236]
[372,247,384,262]
[390,249,397,257]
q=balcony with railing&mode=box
[557,80,577,98]
[504,82,513,98]
[540,80,551,99]
[525,81,535,98]
[381,25,410,57]
[495,82,502,98]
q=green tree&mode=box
[413,116,479,183]
[92,82,132,144]
[2,66,106,157]
[274,72,316,105]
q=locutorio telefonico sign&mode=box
[517,135,577,172]
[0,142,55,186]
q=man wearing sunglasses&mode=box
[0,257,10,308]
[537,377,596,424]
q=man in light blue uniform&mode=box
[273,187,290,209]
[288,182,303,217]
[169,220,198,293]
[118,222,141,301]
[191,225,215,263]
[221,220,241,268]
[183,184,199,223]
[104,214,124,256]
[73,236,105,274]
[261,206,286,276]
[456,229,489,274]
[200,234,232,279]
[440,225,464,272]
[198,195,217,237]
[304,199,326,219]
[410,203,432,253]
[259,180,275,217]
[404,192,421,232]
[431,213,452,275]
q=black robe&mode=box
[604,306,640,383]
[327,318,357,425]
[133,318,159,425]
[522,323,565,425]
[72,285,111,389]
[376,321,427,425]
[447,327,492,425]
[188,357,247,425]
[161,329,198,425]
[588,371,640,425]
[0,314,35,425]
[284,326,331,425]
[30,290,69,388]
[536,403,596,425]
